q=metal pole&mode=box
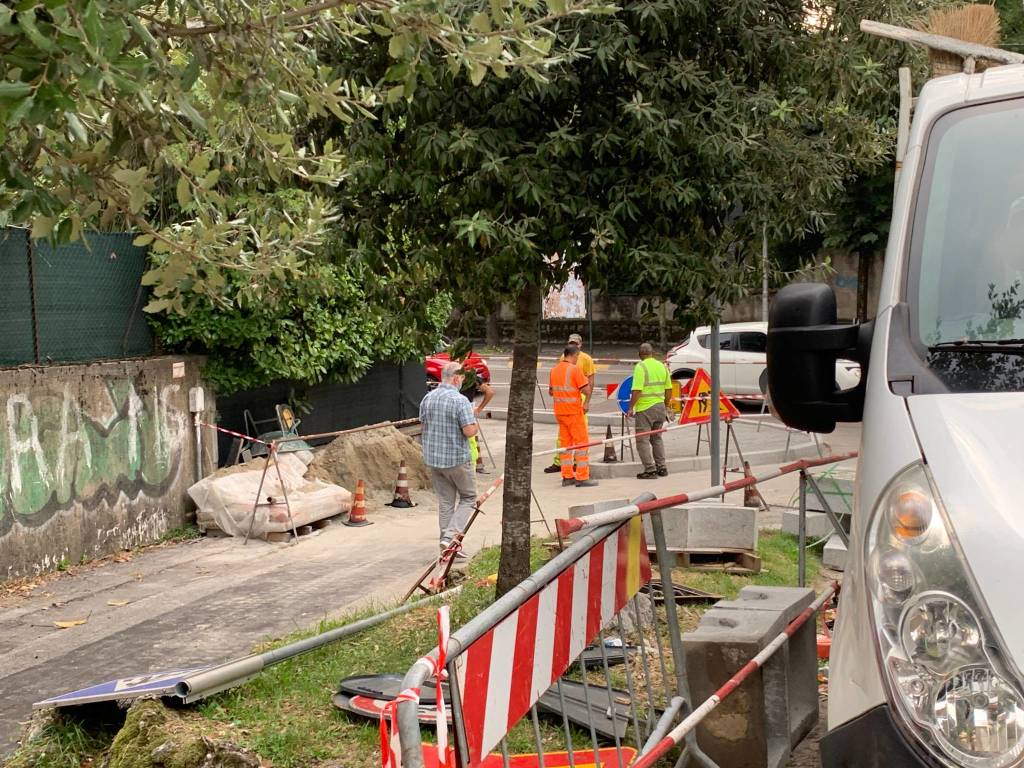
[587,287,594,355]
[176,585,463,701]
[798,470,807,589]
[193,412,204,484]
[709,320,721,485]
[762,224,769,323]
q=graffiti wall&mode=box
[0,357,214,580]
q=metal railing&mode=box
[397,496,718,768]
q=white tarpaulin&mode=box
[187,452,352,538]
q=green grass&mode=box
[4,715,116,768]
[3,532,817,768]
[159,523,202,544]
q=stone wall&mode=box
[0,356,214,580]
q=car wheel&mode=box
[426,374,440,390]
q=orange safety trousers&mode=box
[557,413,590,481]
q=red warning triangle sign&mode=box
[678,368,740,425]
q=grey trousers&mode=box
[431,462,477,543]
[635,403,667,472]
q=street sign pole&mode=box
[709,319,721,485]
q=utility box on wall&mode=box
[0,355,215,580]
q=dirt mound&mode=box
[307,426,431,495]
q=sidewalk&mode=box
[0,417,859,758]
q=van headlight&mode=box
[867,464,1024,768]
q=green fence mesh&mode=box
[0,228,153,366]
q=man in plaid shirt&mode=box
[419,362,479,553]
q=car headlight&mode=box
[867,464,1024,768]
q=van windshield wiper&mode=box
[930,339,1024,353]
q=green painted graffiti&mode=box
[0,380,187,525]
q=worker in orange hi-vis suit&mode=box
[549,346,598,488]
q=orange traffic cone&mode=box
[385,461,416,508]
[601,425,617,463]
[344,479,373,526]
[742,461,767,510]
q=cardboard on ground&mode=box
[678,368,740,424]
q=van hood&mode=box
[908,393,1024,671]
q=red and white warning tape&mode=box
[554,451,858,538]
[630,584,838,768]
[530,422,697,460]
[382,607,452,768]
[198,421,272,446]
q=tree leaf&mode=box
[30,216,56,239]
[132,233,155,247]
[176,176,192,207]
[0,81,32,99]
[54,617,88,629]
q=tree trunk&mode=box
[856,251,870,323]
[486,309,502,347]
[496,285,541,596]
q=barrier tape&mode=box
[554,451,858,538]
[530,422,697,460]
[631,584,838,768]
[382,607,452,768]
[198,421,272,447]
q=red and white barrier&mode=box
[555,451,858,539]
[452,518,651,767]
[199,421,272,446]
[630,584,837,768]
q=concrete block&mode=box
[683,587,820,768]
[715,587,819,748]
[806,469,855,516]
[823,534,848,571]
[567,499,630,540]
[641,502,757,552]
[781,509,834,540]
[684,608,790,768]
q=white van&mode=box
[768,68,1024,768]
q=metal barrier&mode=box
[396,495,719,768]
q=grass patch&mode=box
[3,532,818,768]
[4,712,117,768]
[159,523,202,544]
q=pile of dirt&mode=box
[307,426,432,495]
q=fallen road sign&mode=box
[35,666,212,708]
[678,368,740,425]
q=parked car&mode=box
[768,69,1024,768]
[425,345,491,399]
[666,320,861,396]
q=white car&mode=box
[665,320,861,396]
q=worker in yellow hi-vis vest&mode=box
[544,333,596,475]
[627,342,673,479]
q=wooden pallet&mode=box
[650,547,762,575]
[200,511,342,542]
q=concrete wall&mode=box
[0,356,214,580]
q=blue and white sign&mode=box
[615,376,634,414]
[35,666,211,709]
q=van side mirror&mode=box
[767,283,872,433]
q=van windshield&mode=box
[910,99,1024,393]
[914,100,1024,346]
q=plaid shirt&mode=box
[419,383,476,468]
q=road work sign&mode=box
[678,368,739,425]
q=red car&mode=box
[425,348,491,398]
